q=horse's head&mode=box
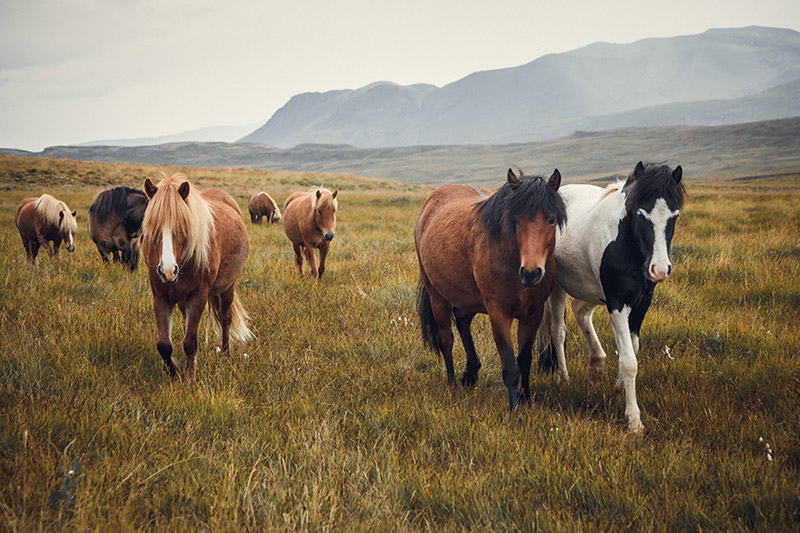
[59,207,78,253]
[479,169,566,287]
[143,174,212,284]
[313,188,338,241]
[624,161,685,283]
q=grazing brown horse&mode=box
[14,194,78,263]
[88,186,148,270]
[142,172,253,381]
[248,192,282,224]
[415,169,566,411]
[282,186,338,280]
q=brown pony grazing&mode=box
[142,172,253,381]
[282,186,338,280]
[248,192,282,224]
[415,169,566,411]
[14,194,78,263]
[88,186,148,270]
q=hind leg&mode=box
[292,243,304,275]
[216,286,236,352]
[25,239,39,263]
[548,284,570,384]
[572,299,607,382]
[453,308,481,386]
[427,287,456,385]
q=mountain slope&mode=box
[240,26,800,147]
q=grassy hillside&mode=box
[1,156,798,530]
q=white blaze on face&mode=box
[160,228,178,281]
[638,198,680,282]
[68,232,74,247]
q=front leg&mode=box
[608,304,644,433]
[182,290,209,383]
[153,294,178,378]
[317,241,330,279]
[39,235,55,256]
[486,305,520,412]
[303,243,319,280]
[517,308,544,403]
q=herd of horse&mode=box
[14,161,684,432]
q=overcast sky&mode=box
[2,0,799,152]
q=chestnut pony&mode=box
[142,172,253,381]
[415,169,566,411]
[15,193,77,263]
[282,186,338,280]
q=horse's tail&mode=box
[417,280,442,355]
[536,298,558,373]
[207,289,255,343]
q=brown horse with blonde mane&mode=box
[142,172,253,381]
[15,193,78,263]
[415,169,566,411]
[282,186,338,280]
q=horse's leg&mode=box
[153,295,178,378]
[292,244,304,275]
[571,298,607,382]
[486,305,520,412]
[182,291,209,383]
[548,284,570,384]
[98,247,111,265]
[608,304,644,433]
[453,308,480,386]
[517,308,544,403]
[216,286,236,352]
[628,287,654,356]
[303,244,319,280]
[317,242,329,279]
[428,287,456,385]
[52,236,61,256]
[26,240,39,263]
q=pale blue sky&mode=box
[2,0,799,151]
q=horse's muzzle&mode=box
[157,264,179,284]
[323,232,335,241]
[519,266,544,287]
[66,244,75,253]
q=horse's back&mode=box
[416,185,488,237]
[282,192,311,245]
[202,188,249,292]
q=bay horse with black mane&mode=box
[88,186,148,270]
[142,172,253,381]
[415,169,566,411]
[14,193,77,263]
[537,161,685,433]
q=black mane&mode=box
[623,163,686,212]
[475,174,566,238]
[89,186,147,221]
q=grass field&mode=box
[1,154,798,530]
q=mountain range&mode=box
[240,26,800,147]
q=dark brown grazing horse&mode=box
[14,194,78,263]
[88,186,148,270]
[142,172,253,381]
[415,169,566,411]
[248,192,282,224]
[282,187,338,280]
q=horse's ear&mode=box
[178,181,190,201]
[59,211,64,221]
[547,169,561,191]
[316,190,322,200]
[144,178,158,199]
[507,168,520,186]
[71,210,77,218]
[332,190,338,199]
[634,161,645,179]
[672,165,683,184]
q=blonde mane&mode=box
[309,186,338,211]
[34,194,77,233]
[142,172,215,271]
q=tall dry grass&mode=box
[1,155,798,530]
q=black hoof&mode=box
[518,389,532,404]
[460,371,478,387]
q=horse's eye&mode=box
[548,217,556,225]
[318,210,322,215]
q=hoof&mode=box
[556,370,570,385]
[628,420,645,435]
[518,389,532,404]
[460,371,478,387]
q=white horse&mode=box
[538,161,685,433]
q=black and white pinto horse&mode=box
[538,161,685,433]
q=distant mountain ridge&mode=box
[76,123,260,148]
[240,26,800,147]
